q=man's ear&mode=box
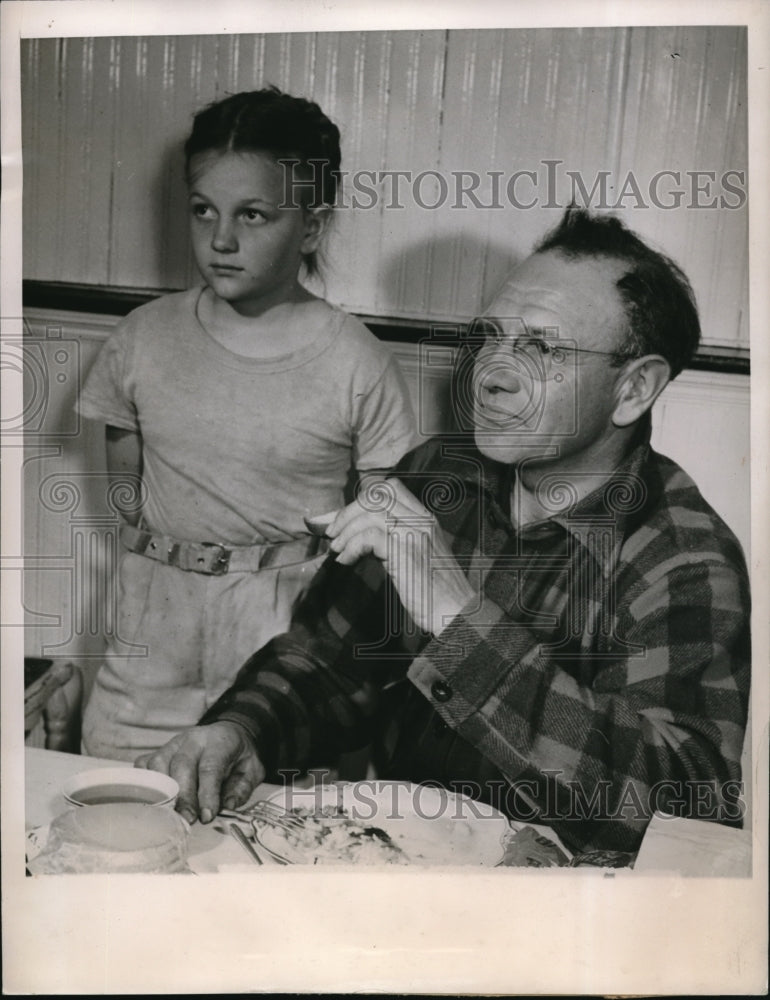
[301,206,331,254]
[611,355,671,427]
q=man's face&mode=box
[472,250,631,469]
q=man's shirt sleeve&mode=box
[199,552,402,776]
[408,538,750,851]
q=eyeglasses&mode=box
[467,316,636,378]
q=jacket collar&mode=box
[442,417,659,555]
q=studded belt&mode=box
[119,522,329,575]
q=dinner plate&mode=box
[252,782,511,866]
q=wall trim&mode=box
[23,280,751,376]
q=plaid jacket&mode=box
[202,434,751,853]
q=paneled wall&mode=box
[21,27,748,349]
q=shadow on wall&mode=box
[379,233,524,327]
[378,234,525,438]
[149,137,198,291]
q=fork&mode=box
[251,800,308,832]
[256,801,405,852]
[220,800,306,833]
[221,801,402,850]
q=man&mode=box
[138,208,750,853]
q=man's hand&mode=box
[135,722,265,825]
[326,477,477,636]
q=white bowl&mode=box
[61,767,179,808]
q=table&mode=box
[25,746,280,872]
[25,747,753,875]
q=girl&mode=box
[78,88,418,760]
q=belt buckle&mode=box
[203,543,231,575]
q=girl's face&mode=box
[187,150,325,316]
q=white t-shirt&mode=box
[78,288,419,544]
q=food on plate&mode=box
[239,783,512,866]
[253,804,409,865]
[498,825,571,867]
[26,803,190,874]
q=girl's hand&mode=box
[326,477,477,636]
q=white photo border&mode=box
[2,0,767,994]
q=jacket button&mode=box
[431,680,452,703]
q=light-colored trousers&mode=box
[82,549,325,761]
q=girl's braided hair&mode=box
[185,87,341,276]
